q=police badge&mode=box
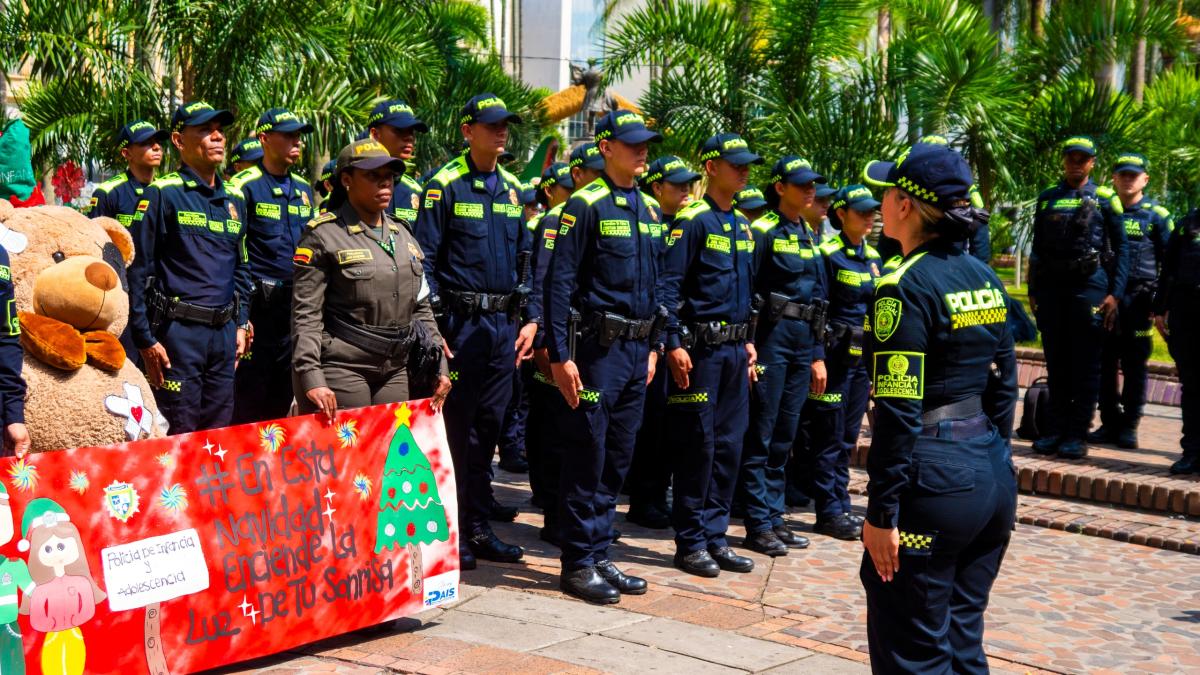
[411,193,420,210]
[301,191,310,206]
[874,297,902,342]
[227,202,239,220]
[103,481,141,522]
[509,188,518,206]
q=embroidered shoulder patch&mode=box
[874,297,902,342]
[873,352,924,399]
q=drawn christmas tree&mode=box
[375,404,449,595]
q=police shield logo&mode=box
[509,188,518,206]
[411,193,420,210]
[227,203,239,221]
[301,191,310,206]
[103,481,141,522]
[874,297,902,342]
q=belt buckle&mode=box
[477,293,489,312]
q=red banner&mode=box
[0,400,459,674]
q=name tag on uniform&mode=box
[337,249,373,265]
[706,234,731,253]
[599,220,632,237]
[454,202,484,219]
[256,203,282,220]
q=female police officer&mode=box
[859,143,1017,674]
[800,184,881,541]
[291,138,452,417]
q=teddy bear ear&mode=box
[95,216,134,267]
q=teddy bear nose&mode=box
[85,262,119,291]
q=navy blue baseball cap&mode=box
[319,159,337,183]
[831,184,881,212]
[569,143,605,171]
[117,120,169,149]
[641,155,701,186]
[518,182,538,205]
[228,138,263,165]
[769,155,826,186]
[460,93,522,125]
[171,101,234,131]
[367,99,429,132]
[815,184,837,198]
[918,134,950,146]
[864,143,974,206]
[734,186,768,210]
[595,110,662,144]
[699,133,763,166]
[256,108,313,134]
[1061,135,1097,157]
[541,162,574,190]
[1113,152,1148,174]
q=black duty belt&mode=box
[325,313,414,359]
[165,298,236,327]
[443,289,518,315]
[584,311,656,344]
[920,397,988,438]
[921,396,983,426]
[684,321,751,347]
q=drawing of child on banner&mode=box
[0,485,33,674]
[17,498,106,675]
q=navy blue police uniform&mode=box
[496,181,541,475]
[128,102,251,434]
[626,156,701,529]
[737,156,828,556]
[661,133,760,577]
[800,184,882,540]
[1094,153,1172,447]
[0,245,25,446]
[860,144,1019,673]
[227,138,263,170]
[543,111,664,602]
[413,93,531,567]
[367,100,429,229]
[1029,136,1130,458]
[227,108,315,424]
[1157,210,1200,475]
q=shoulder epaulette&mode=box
[525,213,541,231]
[498,165,522,186]
[1095,185,1115,198]
[95,173,129,193]
[751,211,779,232]
[306,211,338,229]
[574,178,611,205]
[431,156,469,187]
[400,173,423,192]
[227,166,262,192]
[149,172,184,189]
[819,239,841,255]
[1151,204,1171,219]
[641,192,661,209]
[292,172,310,186]
[865,243,882,259]
[546,203,565,218]
[876,252,927,289]
[675,199,711,222]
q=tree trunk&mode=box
[1030,0,1044,39]
[144,603,170,674]
[408,543,423,595]
[1131,0,1147,102]
[877,8,891,119]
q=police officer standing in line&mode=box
[661,133,760,578]
[226,138,263,179]
[367,100,429,229]
[569,142,606,192]
[738,156,828,557]
[801,184,881,541]
[544,110,663,603]
[859,143,1018,673]
[496,181,541,475]
[1157,209,1200,474]
[128,102,252,434]
[316,159,337,212]
[1090,152,1172,449]
[87,121,170,228]
[291,139,451,416]
[626,155,700,530]
[1029,136,1129,459]
[228,108,315,424]
[414,94,533,570]
[734,186,768,223]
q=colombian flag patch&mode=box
[426,189,442,201]
[293,247,313,265]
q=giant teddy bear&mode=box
[0,200,166,451]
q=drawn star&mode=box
[395,402,413,428]
[323,488,335,502]
[322,505,336,523]
[213,444,228,462]
[202,440,215,455]
[237,595,259,624]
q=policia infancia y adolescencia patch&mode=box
[874,351,924,399]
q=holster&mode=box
[567,308,581,361]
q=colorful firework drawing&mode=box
[157,452,175,468]
[69,471,90,494]
[259,423,286,453]
[7,459,38,492]
[353,473,372,500]
[159,484,188,513]
[337,420,360,448]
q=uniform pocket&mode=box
[596,236,636,291]
[915,460,975,495]
[447,215,489,271]
[339,264,377,303]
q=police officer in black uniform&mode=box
[414,93,532,570]
[661,133,760,578]
[87,121,170,228]
[228,108,315,423]
[0,241,28,457]
[226,138,263,178]
[1157,210,1200,474]
[316,159,337,212]
[1090,152,1172,449]
[860,143,1018,674]
[128,101,252,434]
[367,99,429,228]
[544,110,663,603]
[734,186,768,223]
[1029,136,1129,459]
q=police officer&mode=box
[915,135,992,263]
[734,186,768,223]
[1157,210,1200,474]
[227,108,316,424]
[801,184,881,541]
[525,161,578,545]
[1029,136,1129,459]
[1090,152,1171,449]
[569,142,606,190]
[367,99,429,228]
[544,110,663,603]
[315,159,337,212]
[226,138,263,178]
[87,121,170,228]
[0,241,28,458]
[291,139,451,416]
[859,143,1018,674]
[414,93,532,570]
[738,156,828,557]
[661,133,760,577]
[801,183,836,240]
[128,101,252,434]
[626,155,700,529]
